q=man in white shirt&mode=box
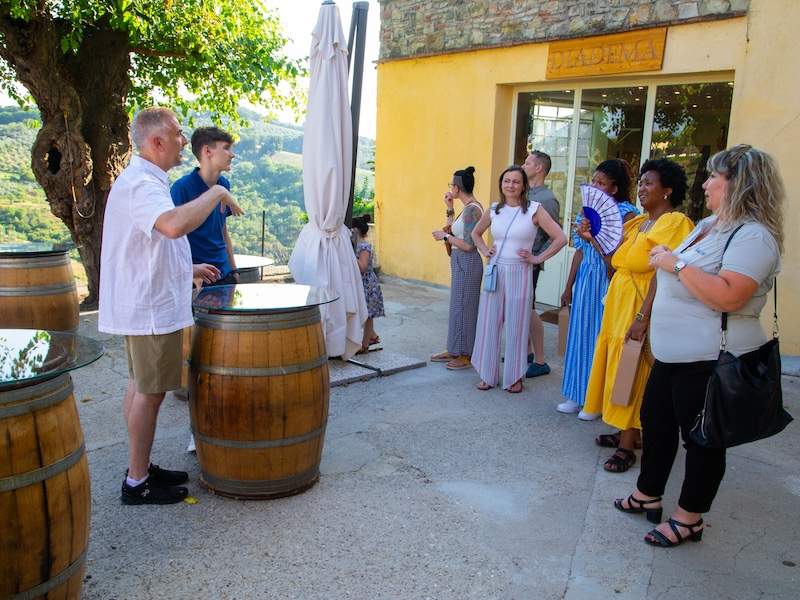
[99,107,242,505]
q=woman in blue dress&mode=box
[558,159,639,418]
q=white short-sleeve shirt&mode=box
[98,155,193,335]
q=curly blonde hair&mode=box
[708,144,784,254]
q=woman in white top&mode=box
[614,145,784,548]
[470,165,566,392]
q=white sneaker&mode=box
[186,433,196,453]
[577,410,601,421]
[557,400,580,414]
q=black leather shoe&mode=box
[121,479,188,505]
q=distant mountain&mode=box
[0,106,375,263]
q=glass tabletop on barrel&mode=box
[0,329,103,391]
[193,283,339,314]
[0,242,75,257]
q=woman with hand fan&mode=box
[558,160,639,418]
[583,159,694,473]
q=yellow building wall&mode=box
[375,0,800,352]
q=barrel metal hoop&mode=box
[0,443,85,493]
[0,377,73,418]
[0,373,72,407]
[10,549,87,600]
[0,254,71,269]
[201,465,320,496]
[193,424,326,449]
[191,354,327,377]
[0,282,77,297]
[194,308,320,331]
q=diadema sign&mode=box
[546,27,667,79]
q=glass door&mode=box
[513,90,575,306]
[569,87,646,235]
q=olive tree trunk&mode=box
[0,15,132,309]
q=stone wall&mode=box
[378,0,749,60]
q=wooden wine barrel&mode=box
[0,251,79,331]
[189,306,329,499]
[0,374,90,599]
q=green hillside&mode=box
[0,106,375,265]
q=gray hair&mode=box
[131,107,176,151]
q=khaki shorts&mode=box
[124,330,183,395]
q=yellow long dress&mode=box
[583,211,694,430]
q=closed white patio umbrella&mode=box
[289,1,367,359]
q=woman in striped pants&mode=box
[471,166,566,392]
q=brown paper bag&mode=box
[610,337,645,407]
[558,306,569,356]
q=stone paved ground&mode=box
[72,278,799,599]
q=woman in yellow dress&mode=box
[582,158,695,472]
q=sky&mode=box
[0,0,381,139]
[269,0,380,138]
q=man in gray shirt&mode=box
[522,150,561,378]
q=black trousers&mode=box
[637,359,726,514]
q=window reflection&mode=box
[650,82,733,222]
[570,87,645,246]
[514,90,575,224]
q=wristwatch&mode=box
[443,233,450,242]
[673,260,687,275]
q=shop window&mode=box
[570,87,646,241]
[514,90,575,225]
[650,82,734,222]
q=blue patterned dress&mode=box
[357,241,385,319]
[560,201,639,406]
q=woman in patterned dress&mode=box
[431,166,484,370]
[558,159,639,417]
[353,214,384,353]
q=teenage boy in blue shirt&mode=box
[171,127,239,286]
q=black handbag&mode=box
[689,227,793,449]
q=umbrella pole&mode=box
[345,1,369,228]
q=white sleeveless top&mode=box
[489,202,539,263]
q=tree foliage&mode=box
[0,0,304,120]
[0,0,305,305]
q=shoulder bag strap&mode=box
[489,207,521,266]
[718,224,747,350]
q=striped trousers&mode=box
[471,260,533,389]
[447,249,483,357]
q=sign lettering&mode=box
[546,28,667,79]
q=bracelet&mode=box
[445,208,455,217]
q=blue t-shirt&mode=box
[170,169,233,277]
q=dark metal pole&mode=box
[261,209,266,256]
[344,1,369,228]
[346,2,357,72]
